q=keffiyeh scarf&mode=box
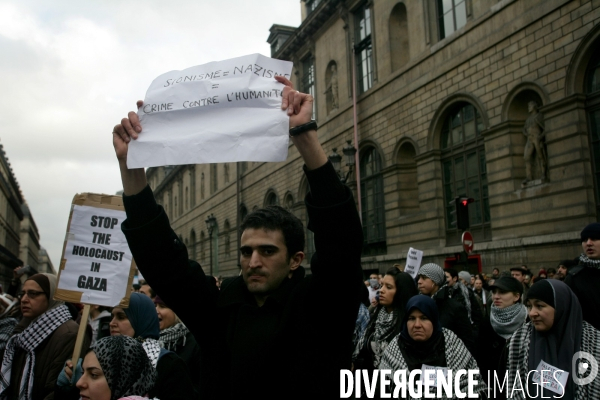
[139,338,162,369]
[380,328,488,399]
[93,336,157,400]
[490,303,527,339]
[0,305,71,400]
[506,321,600,400]
[0,319,17,352]
[159,322,188,351]
[578,253,600,269]
[358,309,396,368]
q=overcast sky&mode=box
[0,0,301,269]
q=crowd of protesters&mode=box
[0,82,597,400]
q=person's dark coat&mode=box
[121,162,363,400]
[564,264,600,330]
[434,296,475,353]
[6,320,85,400]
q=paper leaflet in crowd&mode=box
[127,53,294,168]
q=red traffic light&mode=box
[460,197,475,207]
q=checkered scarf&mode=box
[0,305,71,400]
[356,308,397,368]
[506,321,600,399]
[578,254,600,269]
[379,328,488,399]
[159,322,188,351]
[0,319,17,352]
[140,338,162,369]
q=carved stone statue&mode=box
[324,64,339,111]
[523,101,546,183]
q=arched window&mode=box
[224,220,231,256]
[360,147,386,255]
[200,231,206,264]
[211,164,218,194]
[586,47,600,217]
[299,176,315,263]
[265,191,279,207]
[441,103,490,242]
[190,229,197,261]
[240,204,248,223]
[389,3,409,71]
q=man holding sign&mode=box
[112,75,363,399]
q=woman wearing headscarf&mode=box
[154,295,201,394]
[76,335,156,400]
[0,273,90,400]
[475,276,527,385]
[353,267,418,372]
[504,279,600,399]
[380,295,487,399]
[110,292,196,400]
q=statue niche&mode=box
[324,61,339,114]
[522,101,547,184]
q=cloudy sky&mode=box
[0,0,301,269]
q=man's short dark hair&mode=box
[445,268,458,280]
[240,205,305,260]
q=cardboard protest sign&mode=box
[55,193,135,307]
[405,247,424,279]
[127,53,294,168]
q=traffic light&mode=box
[449,196,474,230]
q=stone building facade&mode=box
[147,0,600,277]
[0,143,43,288]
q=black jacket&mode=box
[121,162,363,399]
[565,264,600,330]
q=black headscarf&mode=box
[526,279,582,399]
[399,295,446,371]
[123,293,160,339]
[90,335,157,400]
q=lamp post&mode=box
[328,140,357,183]
[205,213,216,275]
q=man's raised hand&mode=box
[275,76,313,129]
[112,100,143,162]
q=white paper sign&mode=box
[57,205,133,307]
[531,360,569,396]
[127,53,293,168]
[420,365,449,391]
[405,247,424,279]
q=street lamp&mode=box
[328,140,357,183]
[205,213,217,275]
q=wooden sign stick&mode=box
[70,304,91,383]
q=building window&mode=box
[211,164,218,194]
[437,0,467,39]
[190,167,196,207]
[190,229,196,261]
[586,49,600,217]
[265,191,279,207]
[441,103,490,241]
[354,3,373,94]
[360,147,386,255]
[302,57,316,119]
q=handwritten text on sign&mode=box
[127,53,293,168]
[58,205,133,307]
[405,247,424,279]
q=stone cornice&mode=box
[273,0,342,61]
